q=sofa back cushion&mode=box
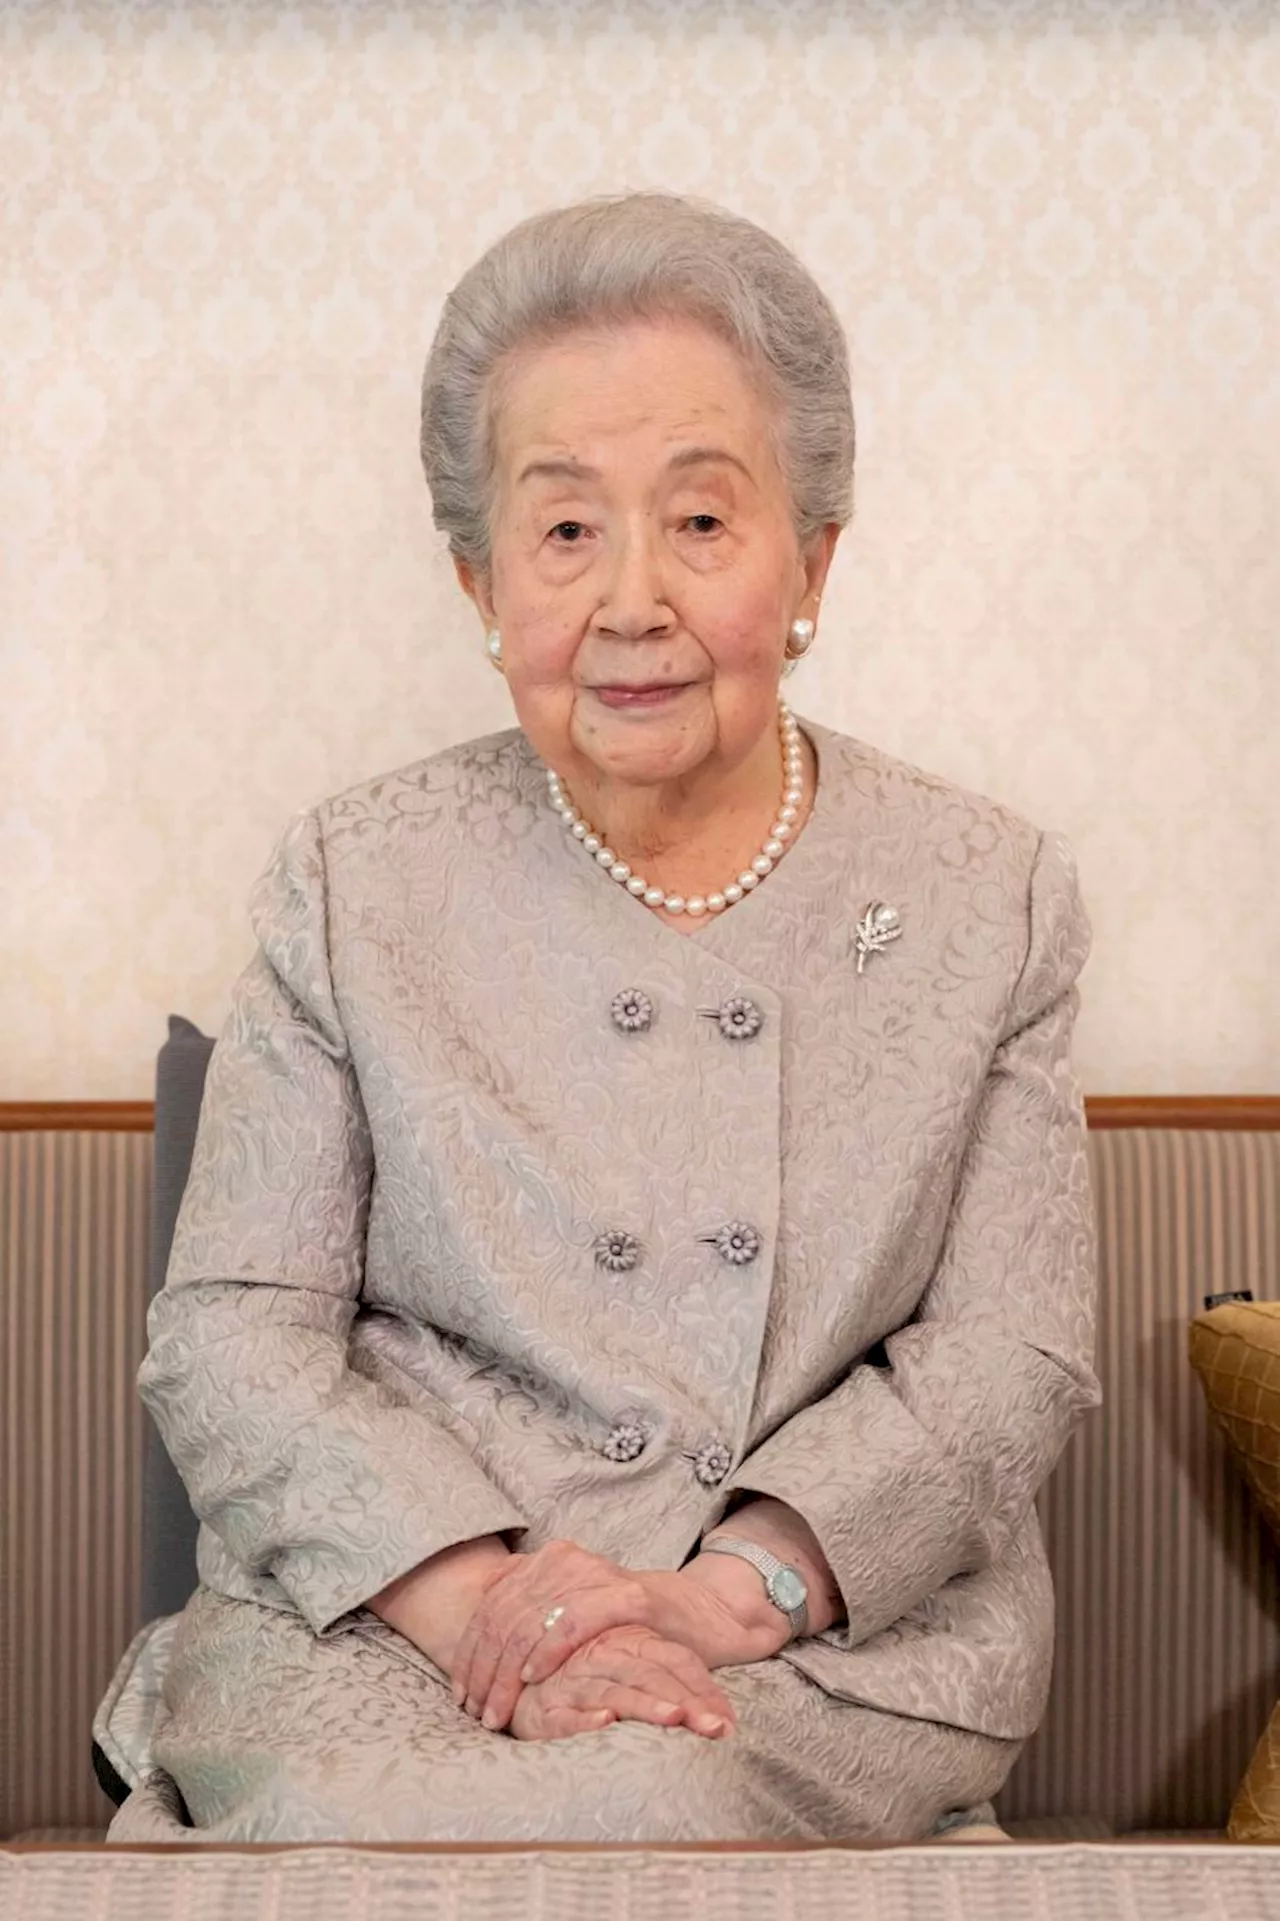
[141,1017,214,1621]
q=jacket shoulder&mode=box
[816,723,1046,869]
[308,727,536,852]
[814,725,1087,1022]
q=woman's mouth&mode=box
[592,683,691,709]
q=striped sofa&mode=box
[2,1082,1278,1841]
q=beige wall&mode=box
[4,0,1276,1099]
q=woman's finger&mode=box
[469,1566,649,1726]
[461,1599,533,1721]
[574,1652,732,1738]
[567,1675,729,1736]
[584,1652,732,1733]
[452,1563,539,1710]
[465,1585,595,1722]
[452,1539,582,1705]
[474,1598,587,1731]
[459,1543,658,1725]
[517,1609,736,1730]
[479,1579,653,1729]
[450,1593,500,1709]
[517,1704,615,1744]
[622,1638,737,1727]
[558,1674,686,1727]
[450,1578,504,1704]
[453,1539,607,1710]
[514,1583,653,1691]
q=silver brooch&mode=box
[854,901,902,974]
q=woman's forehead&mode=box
[492,318,776,479]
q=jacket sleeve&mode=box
[724,828,1101,1647]
[138,807,528,1635]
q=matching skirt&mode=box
[106,1584,1023,1845]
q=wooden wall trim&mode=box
[1,1096,1278,1133]
[1084,1097,1280,1131]
[0,1102,156,1132]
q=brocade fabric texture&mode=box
[106,1584,1021,1843]
[119,716,1099,1840]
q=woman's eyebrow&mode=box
[515,447,751,486]
[516,456,598,486]
[666,445,752,481]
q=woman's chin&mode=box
[573,704,712,785]
[580,738,708,790]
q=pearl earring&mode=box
[782,616,816,676]
[485,629,504,672]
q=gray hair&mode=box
[420,192,855,579]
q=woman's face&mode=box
[456,315,837,795]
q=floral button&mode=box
[693,1440,732,1487]
[594,1228,641,1273]
[715,997,763,1041]
[603,1420,650,1462]
[703,1221,761,1267]
[611,988,654,1033]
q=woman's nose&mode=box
[595,521,674,640]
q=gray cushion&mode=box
[140,1015,215,1621]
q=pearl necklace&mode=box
[544,698,804,920]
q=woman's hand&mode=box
[506,1625,736,1743]
[450,1538,784,1734]
[365,1534,514,1675]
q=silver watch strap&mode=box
[701,1535,809,1637]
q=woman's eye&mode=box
[685,514,722,535]
[549,521,586,543]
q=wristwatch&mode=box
[701,1535,810,1639]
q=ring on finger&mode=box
[543,1603,566,1632]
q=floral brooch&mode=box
[854,901,902,974]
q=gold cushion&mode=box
[1226,1706,1280,1844]
[1189,1302,1280,1841]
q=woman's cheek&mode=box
[703,586,787,668]
[519,615,587,690]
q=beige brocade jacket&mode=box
[140,717,1101,1744]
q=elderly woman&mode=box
[105,191,1099,1846]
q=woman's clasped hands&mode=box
[450,1538,787,1743]
[503,1623,733,1742]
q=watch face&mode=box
[770,1566,807,1613]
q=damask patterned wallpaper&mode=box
[3,0,1276,1096]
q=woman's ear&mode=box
[802,523,842,610]
[453,555,497,629]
